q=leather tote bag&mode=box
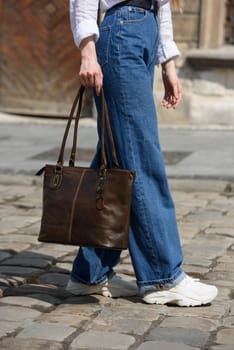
[37,86,135,249]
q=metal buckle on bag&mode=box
[96,168,106,210]
[55,163,62,174]
[51,163,63,189]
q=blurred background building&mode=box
[0,0,233,126]
[157,0,234,126]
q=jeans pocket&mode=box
[122,7,148,23]
[96,25,112,67]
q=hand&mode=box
[79,36,103,95]
[161,59,182,109]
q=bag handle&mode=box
[100,90,119,169]
[56,85,84,169]
[35,87,84,176]
[68,86,85,166]
[56,86,119,170]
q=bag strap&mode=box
[56,86,119,170]
[100,90,119,169]
[56,85,84,168]
[68,86,84,166]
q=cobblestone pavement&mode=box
[0,174,233,350]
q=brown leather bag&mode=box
[37,86,135,249]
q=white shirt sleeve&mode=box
[69,0,99,47]
[156,0,180,64]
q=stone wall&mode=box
[155,0,234,127]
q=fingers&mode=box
[162,80,182,109]
[79,64,103,95]
[162,92,176,109]
[162,96,172,109]
[79,72,98,88]
[162,94,180,109]
[79,73,103,96]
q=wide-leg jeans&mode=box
[71,5,184,289]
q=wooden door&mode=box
[0,0,93,117]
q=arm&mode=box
[161,58,182,109]
[69,0,102,94]
[157,0,182,109]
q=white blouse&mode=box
[69,0,180,64]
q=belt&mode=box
[111,0,158,14]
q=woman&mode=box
[67,0,218,306]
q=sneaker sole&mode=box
[143,289,218,307]
[66,288,136,298]
[66,284,104,296]
[66,281,137,298]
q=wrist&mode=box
[161,58,175,73]
[79,36,97,59]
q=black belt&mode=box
[111,0,158,14]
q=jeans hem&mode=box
[71,270,115,286]
[137,269,185,290]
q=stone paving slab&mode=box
[0,266,44,277]
[0,251,12,262]
[161,301,231,320]
[0,295,59,311]
[222,316,234,327]
[38,309,90,327]
[70,331,136,349]
[159,316,220,331]
[0,338,63,350]
[17,322,76,341]
[88,302,154,335]
[0,320,22,338]
[37,273,70,288]
[0,275,26,287]
[49,262,73,274]
[135,342,200,350]
[91,317,152,335]
[0,287,5,297]
[146,327,210,348]
[0,242,31,251]
[211,346,234,350]
[215,329,234,345]
[0,233,39,244]
[53,298,103,317]
[4,283,67,298]
[0,215,40,234]
[0,305,41,323]
[0,256,52,268]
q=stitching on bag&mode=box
[68,169,86,243]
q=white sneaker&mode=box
[142,275,218,306]
[66,274,138,298]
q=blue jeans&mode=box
[71,6,184,289]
